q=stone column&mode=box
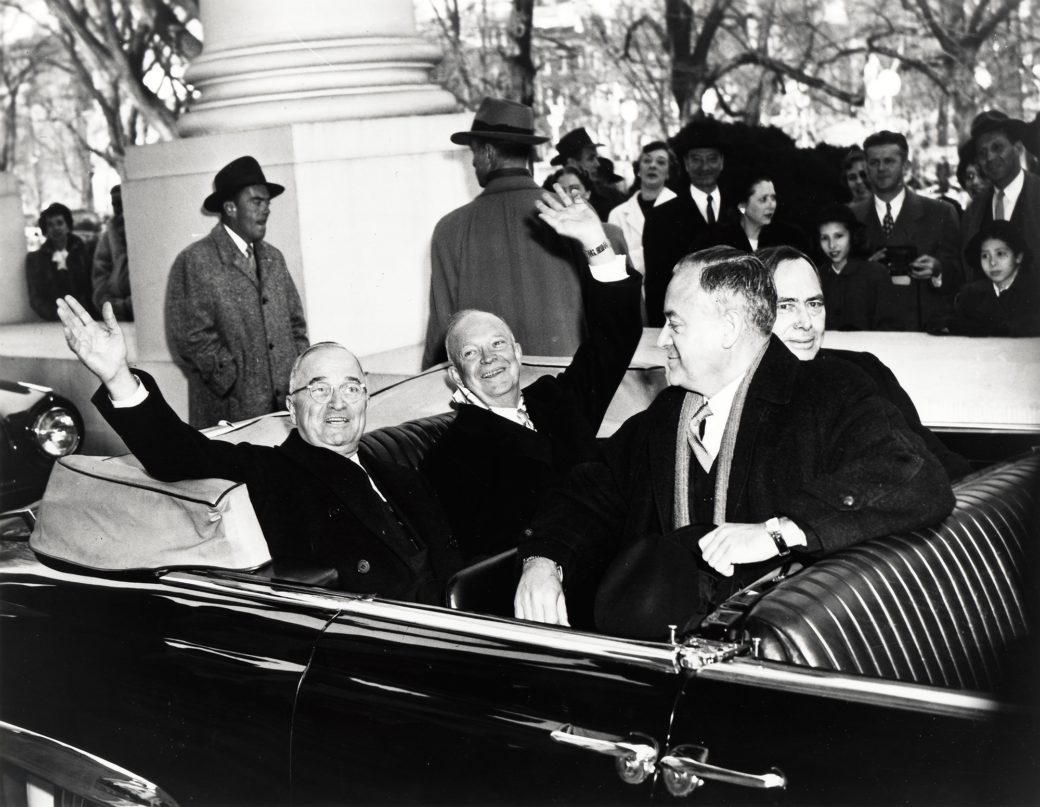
[0,173,30,324]
[122,0,475,421]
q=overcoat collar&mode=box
[452,403,552,466]
[647,337,796,526]
[209,223,265,288]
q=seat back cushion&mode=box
[743,453,1037,691]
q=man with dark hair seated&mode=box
[56,297,462,603]
[514,247,955,637]
[759,244,972,481]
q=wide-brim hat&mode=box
[203,156,285,213]
[550,127,603,165]
[671,118,726,158]
[450,98,548,146]
[598,157,623,183]
[968,110,1027,148]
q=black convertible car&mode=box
[0,349,1036,805]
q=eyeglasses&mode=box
[290,381,367,404]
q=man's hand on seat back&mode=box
[514,557,570,626]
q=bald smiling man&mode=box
[57,296,461,602]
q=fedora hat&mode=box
[450,98,548,146]
[203,156,285,213]
[550,127,603,166]
[968,110,1027,147]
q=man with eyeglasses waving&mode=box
[56,296,462,602]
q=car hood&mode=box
[0,381,50,419]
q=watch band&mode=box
[583,241,610,258]
[765,517,790,558]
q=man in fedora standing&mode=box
[423,98,603,368]
[551,127,625,220]
[959,110,1040,290]
[167,155,309,427]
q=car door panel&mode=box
[664,658,1037,805]
[291,601,686,804]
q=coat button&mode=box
[268,342,275,350]
[261,296,268,304]
[328,505,343,518]
[357,559,371,574]
[842,495,855,507]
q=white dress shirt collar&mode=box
[993,169,1024,220]
[874,187,906,224]
[701,372,744,459]
[223,224,251,256]
[689,185,719,223]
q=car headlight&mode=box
[32,406,82,457]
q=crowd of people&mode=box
[43,94,1039,641]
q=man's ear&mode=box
[720,307,743,349]
[286,395,296,423]
[513,341,523,362]
[447,365,463,390]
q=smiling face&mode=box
[979,237,1023,290]
[447,312,523,408]
[42,214,69,249]
[865,144,907,199]
[638,148,670,194]
[742,180,776,229]
[286,345,367,457]
[657,269,732,395]
[975,130,1022,189]
[819,221,852,270]
[224,184,271,243]
[683,148,724,193]
[772,258,826,360]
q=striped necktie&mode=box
[882,202,894,237]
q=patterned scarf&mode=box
[450,385,536,431]
[672,341,769,529]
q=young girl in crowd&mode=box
[948,221,1040,336]
[813,203,889,331]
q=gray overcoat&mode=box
[166,223,309,428]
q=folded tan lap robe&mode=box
[30,454,271,572]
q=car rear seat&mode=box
[741,452,1038,691]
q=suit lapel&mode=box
[456,404,552,465]
[724,339,795,517]
[648,389,684,531]
[212,224,260,288]
[279,431,406,551]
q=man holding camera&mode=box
[851,130,961,331]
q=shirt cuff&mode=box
[589,255,629,283]
[930,274,943,289]
[110,374,148,408]
[780,516,808,548]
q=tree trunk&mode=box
[506,0,536,106]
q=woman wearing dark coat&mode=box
[26,203,96,321]
[716,175,809,254]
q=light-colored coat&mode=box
[166,223,308,428]
[607,187,676,276]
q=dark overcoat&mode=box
[166,224,309,428]
[521,338,955,597]
[419,271,642,560]
[26,234,96,321]
[94,371,462,603]
[959,171,1040,288]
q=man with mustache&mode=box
[166,155,309,428]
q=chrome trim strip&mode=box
[162,571,681,673]
[697,658,1017,718]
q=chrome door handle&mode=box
[660,744,786,796]
[550,724,658,785]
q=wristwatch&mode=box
[765,517,790,558]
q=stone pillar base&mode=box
[122,112,475,416]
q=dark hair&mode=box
[542,165,592,192]
[814,202,860,233]
[758,245,822,284]
[674,246,776,335]
[38,203,73,232]
[841,147,866,172]
[863,130,909,157]
[966,220,1032,276]
[737,175,775,206]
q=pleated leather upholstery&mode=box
[743,453,1038,691]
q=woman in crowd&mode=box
[606,141,677,277]
[956,142,992,204]
[717,175,807,253]
[542,167,630,260]
[947,221,1040,336]
[842,147,872,205]
[814,202,889,330]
